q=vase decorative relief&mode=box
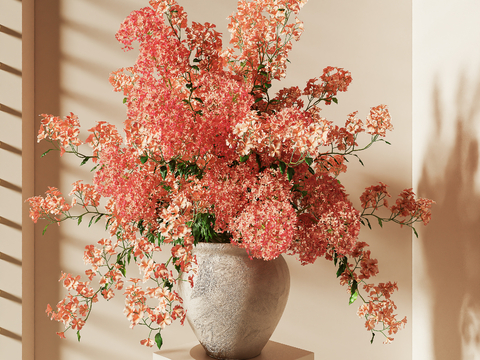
[178,243,290,360]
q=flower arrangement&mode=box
[28,0,434,349]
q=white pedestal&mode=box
[153,340,314,360]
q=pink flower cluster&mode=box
[27,187,72,224]
[361,183,435,227]
[28,0,434,347]
[38,113,82,156]
[225,0,305,85]
[45,272,97,339]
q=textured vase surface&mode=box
[178,243,290,360]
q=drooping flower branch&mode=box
[28,0,434,348]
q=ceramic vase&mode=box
[178,243,290,360]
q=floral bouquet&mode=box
[28,0,434,349]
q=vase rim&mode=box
[193,242,248,255]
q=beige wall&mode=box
[0,0,23,356]
[3,0,414,359]
[412,1,480,359]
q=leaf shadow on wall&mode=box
[418,71,480,360]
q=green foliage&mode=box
[336,256,347,278]
[349,290,358,305]
[41,149,54,157]
[155,332,163,349]
[174,160,202,179]
[168,159,176,173]
[191,213,217,243]
[159,166,168,179]
[80,156,91,166]
[349,280,358,305]
[287,167,295,181]
[140,155,149,164]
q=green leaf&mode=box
[194,97,203,104]
[123,97,127,104]
[41,149,53,158]
[88,216,95,227]
[185,83,192,89]
[365,217,372,230]
[336,263,346,278]
[147,233,155,244]
[370,332,376,344]
[239,155,249,163]
[105,217,112,230]
[80,157,90,166]
[193,58,201,63]
[259,71,268,76]
[77,331,81,342]
[305,157,313,166]
[164,280,173,291]
[257,64,266,70]
[413,227,419,238]
[254,97,263,103]
[332,97,338,104]
[138,219,145,234]
[160,166,168,179]
[264,83,272,89]
[378,218,383,227]
[140,155,149,164]
[279,161,286,174]
[287,167,295,181]
[119,264,126,277]
[255,153,263,170]
[336,258,347,278]
[349,290,358,305]
[168,159,176,174]
[77,216,83,225]
[351,279,358,295]
[42,225,49,235]
[308,166,315,175]
[95,214,103,224]
[191,65,200,71]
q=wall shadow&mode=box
[418,70,480,359]
[34,0,61,359]
[0,327,22,342]
[0,24,22,39]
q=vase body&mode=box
[178,243,290,360]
